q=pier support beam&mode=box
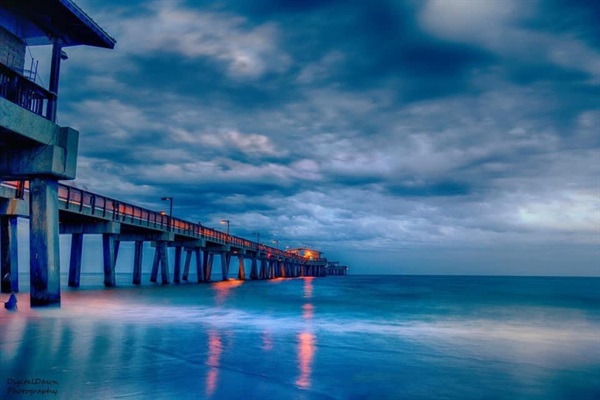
[133,241,143,285]
[103,233,119,287]
[150,247,160,283]
[1,216,19,293]
[220,252,231,281]
[279,261,286,278]
[29,178,61,305]
[150,242,170,284]
[195,249,204,283]
[180,248,205,282]
[237,255,246,280]
[159,242,170,284]
[205,252,213,281]
[68,233,83,287]
[250,257,258,280]
[269,260,276,279]
[173,247,182,283]
[259,258,268,279]
[182,248,192,281]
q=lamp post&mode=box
[220,219,230,235]
[272,239,279,250]
[161,197,173,231]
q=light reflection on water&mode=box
[296,332,316,390]
[296,277,316,390]
[212,279,244,305]
[261,330,273,351]
[206,330,222,398]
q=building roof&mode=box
[3,0,115,48]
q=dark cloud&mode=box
[386,180,472,197]
[41,0,600,275]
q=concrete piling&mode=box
[250,257,258,280]
[29,178,61,305]
[68,233,83,287]
[194,247,206,283]
[173,247,182,283]
[220,252,230,281]
[0,216,18,293]
[133,241,143,285]
[182,248,192,281]
[205,253,214,281]
[158,242,170,284]
[237,254,245,280]
[102,233,118,287]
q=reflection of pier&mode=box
[0,0,348,306]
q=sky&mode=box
[25,0,600,276]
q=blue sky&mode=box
[26,0,600,275]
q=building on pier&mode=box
[0,0,115,304]
[287,248,322,261]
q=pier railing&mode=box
[1,180,307,262]
[0,63,55,120]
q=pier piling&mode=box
[29,178,61,305]
[0,216,18,293]
[132,241,143,285]
[68,233,83,287]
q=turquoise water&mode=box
[1,275,599,399]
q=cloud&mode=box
[419,0,600,83]
[195,130,282,157]
[116,0,290,80]
[517,192,599,233]
[44,0,600,275]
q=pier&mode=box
[325,261,349,276]
[0,0,343,306]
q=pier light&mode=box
[161,197,173,231]
[272,239,279,250]
[220,219,230,235]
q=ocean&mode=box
[1,274,599,400]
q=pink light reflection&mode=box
[303,277,314,298]
[212,279,243,304]
[261,330,273,351]
[302,303,314,320]
[295,332,316,389]
[205,330,222,397]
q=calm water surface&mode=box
[1,275,599,399]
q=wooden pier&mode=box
[0,0,345,306]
